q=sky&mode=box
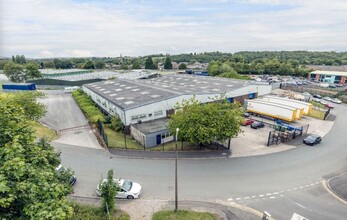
[0,0,347,58]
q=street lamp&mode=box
[175,128,179,212]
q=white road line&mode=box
[310,183,315,186]
[280,190,285,193]
[293,187,298,190]
[259,195,264,197]
[235,198,242,201]
[270,196,276,199]
[227,198,233,201]
[315,181,320,184]
[244,197,250,199]
[305,184,310,187]
[299,186,304,189]
[273,192,279,195]
[286,189,292,191]
[251,196,257,198]
[266,193,272,196]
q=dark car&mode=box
[303,134,322,146]
[243,112,250,118]
[251,121,265,129]
[313,94,322,99]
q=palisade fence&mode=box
[97,120,108,147]
[267,124,309,146]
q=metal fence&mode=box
[97,120,108,147]
[267,124,309,146]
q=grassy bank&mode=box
[152,210,217,220]
[70,202,129,220]
[30,121,59,140]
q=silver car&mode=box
[96,178,142,199]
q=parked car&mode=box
[323,97,333,102]
[324,103,334,109]
[243,112,250,118]
[96,178,142,199]
[313,94,322,99]
[328,84,336,88]
[56,164,77,185]
[335,84,343,87]
[319,100,328,105]
[332,98,342,104]
[241,119,254,126]
[251,121,265,129]
[303,134,322,146]
[311,98,320,102]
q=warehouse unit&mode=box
[82,74,272,147]
[308,70,347,84]
[246,99,298,122]
[261,96,312,115]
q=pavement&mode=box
[327,172,347,203]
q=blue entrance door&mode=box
[156,134,161,145]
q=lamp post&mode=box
[175,128,179,212]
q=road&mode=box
[44,92,347,219]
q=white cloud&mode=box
[0,0,346,58]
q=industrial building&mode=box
[308,70,347,84]
[83,74,272,147]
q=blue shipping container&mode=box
[2,83,36,91]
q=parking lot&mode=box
[230,113,335,157]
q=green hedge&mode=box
[72,90,105,123]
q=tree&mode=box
[120,64,129,70]
[168,97,243,146]
[82,60,95,69]
[0,60,11,70]
[207,61,220,76]
[44,61,55,68]
[110,116,124,132]
[132,60,142,69]
[100,169,119,213]
[95,61,105,69]
[3,62,26,82]
[25,62,42,79]
[5,91,47,121]
[178,63,187,70]
[0,95,73,219]
[145,57,157,69]
[164,56,173,69]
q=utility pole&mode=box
[175,128,179,212]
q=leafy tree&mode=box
[178,63,187,70]
[0,60,11,70]
[110,116,124,132]
[5,91,47,121]
[25,62,42,79]
[207,61,220,76]
[3,62,26,82]
[145,56,157,69]
[14,55,26,64]
[44,61,55,68]
[120,64,129,70]
[82,60,95,69]
[0,96,73,219]
[132,60,142,69]
[11,55,15,62]
[100,169,119,213]
[168,97,243,146]
[164,56,173,69]
[95,61,106,69]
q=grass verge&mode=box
[30,121,58,141]
[104,125,143,150]
[152,210,217,220]
[70,202,129,220]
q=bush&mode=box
[110,116,124,132]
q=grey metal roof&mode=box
[131,118,169,134]
[84,74,254,110]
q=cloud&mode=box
[0,0,346,58]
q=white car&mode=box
[96,178,142,199]
[332,98,342,104]
[319,100,328,105]
[323,97,333,101]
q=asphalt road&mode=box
[44,92,347,219]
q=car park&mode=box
[319,100,328,105]
[56,164,77,185]
[251,121,265,129]
[96,178,142,199]
[323,97,334,102]
[241,119,254,126]
[303,134,322,146]
[243,112,250,118]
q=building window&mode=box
[154,110,163,116]
[148,113,152,117]
[131,115,139,120]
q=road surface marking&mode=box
[259,195,264,197]
[266,193,272,196]
[282,195,308,210]
[299,186,304,189]
[273,192,279,195]
[293,187,298,190]
[270,196,276,199]
[251,196,257,198]
[227,198,233,201]
[287,189,292,191]
[315,181,320,184]
[236,198,242,201]
[310,183,315,186]
[305,184,310,187]
[244,197,250,199]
